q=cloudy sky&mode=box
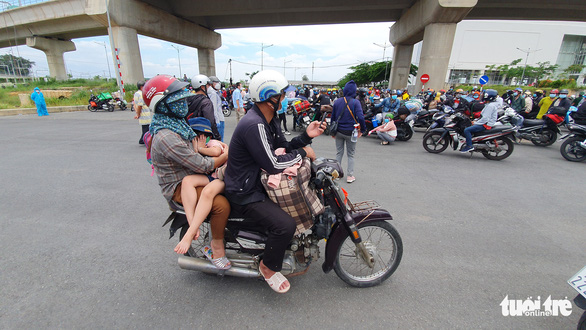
[0,22,395,84]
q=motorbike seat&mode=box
[523,119,545,127]
[473,126,512,136]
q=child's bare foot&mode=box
[174,238,191,254]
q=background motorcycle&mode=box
[165,158,403,287]
[423,112,516,160]
[499,107,563,146]
[87,90,114,112]
[560,122,586,162]
[221,96,232,117]
[111,91,127,110]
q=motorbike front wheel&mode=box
[222,107,232,117]
[422,132,449,153]
[481,136,514,160]
[530,129,557,146]
[560,136,586,162]
[88,104,97,112]
[334,221,402,288]
[397,124,413,141]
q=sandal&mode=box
[202,246,231,270]
[259,265,290,293]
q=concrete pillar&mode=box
[198,48,216,77]
[415,23,457,92]
[26,37,75,80]
[389,44,414,90]
[110,26,144,86]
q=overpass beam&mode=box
[110,26,144,86]
[26,37,76,81]
[197,48,216,77]
[388,44,414,90]
[388,0,477,90]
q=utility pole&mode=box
[312,62,314,81]
[516,47,541,86]
[261,43,273,71]
[171,44,184,78]
[374,42,391,83]
[283,59,292,76]
[229,59,233,86]
[94,41,111,79]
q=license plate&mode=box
[568,265,586,299]
[303,116,311,123]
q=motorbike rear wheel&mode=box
[481,136,514,160]
[530,129,557,146]
[422,132,449,153]
[222,107,232,117]
[108,104,115,112]
[334,221,402,288]
[180,222,211,258]
[397,123,413,141]
[560,136,586,162]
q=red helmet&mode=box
[550,89,559,95]
[143,75,189,112]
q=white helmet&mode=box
[249,70,289,103]
[191,74,209,90]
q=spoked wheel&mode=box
[560,136,586,162]
[530,129,557,146]
[422,132,449,153]
[179,221,211,258]
[334,221,402,287]
[481,136,514,160]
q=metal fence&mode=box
[0,0,52,12]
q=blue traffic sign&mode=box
[479,75,489,85]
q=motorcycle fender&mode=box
[427,127,447,134]
[322,208,393,273]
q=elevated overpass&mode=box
[1,0,584,90]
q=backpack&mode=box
[143,131,155,176]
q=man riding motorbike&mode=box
[223,70,326,293]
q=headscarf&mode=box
[149,90,196,141]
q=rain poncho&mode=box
[31,87,49,116]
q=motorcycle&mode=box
[165,158,403,287]
[427,105,454,132]
[87,90,114,112]
[559,122,586,162]
[111,91,127,110]
[499,107,563,146]
[221,97,232,117]
[422,112,516,160]
[568,266,586,329]
[364,107,414,142]
[413,108,439,129]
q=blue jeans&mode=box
[217,121,225,142]
[463,124,486,147]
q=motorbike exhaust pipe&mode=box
[178,255,260,278]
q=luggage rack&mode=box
[349,200,380,213]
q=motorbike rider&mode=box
[145,75,230,264]
[461,89,499,153]
[537,89,555,119]
[510,87,526,114]
[223,70,326,293]
[548,89,573,113]
[447,89,469,113]
[207,76,225,141]
[186,74,221,140]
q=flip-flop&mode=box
[202,246,231,270]
[259,265,290,294]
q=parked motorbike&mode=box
[568,266,586,329]
[499,107,562,146]
[423,112,516,160]
[221,96,232,117]
[111,91,127,110]
[413,108,439,129]
[427,105,454,131]
[364,108,414,141]
[165,158,403,287]
[87,90,114,112]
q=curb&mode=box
[0,105,87,117]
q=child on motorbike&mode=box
[174,117,230,270]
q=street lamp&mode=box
[171,44,184,78]
[94,41,111,79]
[261,43,273,70]
[374,42,391,82]
[516,47,541,86]
[283,59,292,76]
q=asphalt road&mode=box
[1,109,585,329]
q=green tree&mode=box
[337,60,417,88]
[0,54,34,76]
[563,64,585,75]
[245,71,259,80]
[302,74,309,81]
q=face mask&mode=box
[513,92,518,96]
[533,94,536,98]
[384,118,390,123]
[560,94,567,99]
[213,82,220,90]
[392,95,397,100]
[473,95,479,99]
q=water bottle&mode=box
[351,124,359,142]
